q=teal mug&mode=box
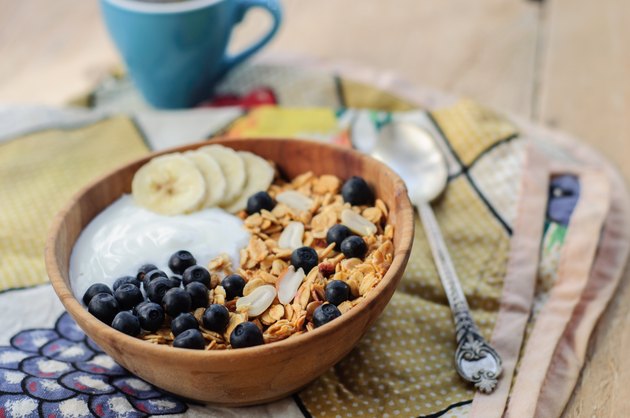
[100,0,282,108]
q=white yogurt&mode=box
[69,194,250,299]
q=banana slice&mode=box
[132,153,206,215]
[222,151,275,213]
[184,150,227,208]
[198,145,246,205]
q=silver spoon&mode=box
[372,122,502,394]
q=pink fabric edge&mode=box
[469,145,550,417]
[535,163,630,417]
[515,123,630,417]
[506,165,611,417]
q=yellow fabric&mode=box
[226,106,339,138]
[0,116,149,291]
[431,99,518,166]
[339,78,418,111]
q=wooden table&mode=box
[1,0,628,415]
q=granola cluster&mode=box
[143,172,394,349]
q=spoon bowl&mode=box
[372,122,448,204]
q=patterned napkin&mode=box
[0,62,627,418]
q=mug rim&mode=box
[102,0,225,14]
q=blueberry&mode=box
[171,313,199,337]
[146,277,172,304]
[325,280,351,306]
[136,302,164,332]
[173,329,205,350]
[326,224,353,250]
[340,236,367,259]
[88,293,119,325]
[166,276,182,289]
[143,269,167,289]
[341,176,374,206]
[136,263,158,282]
[162,288,192,318]
[82,283,112,306]
[230,322,264,349]
[111,311,140,336]
[312,303,342,327]
[246,191,275,215]
[112,276,141,291]
[221,274,246,300]
[182,265,210,288]
[186,282,209,309]
[290,246,319,274]
[114,284,144,311]
[132,301,149,316]
[168,250,196,275]
[202,304,230,333]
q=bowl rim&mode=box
[45,137,415,363]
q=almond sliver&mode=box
[276,191,313,213]
[278,222,304,250]
[236,285,276,317]
[277,266,306,305]
[341,209,377,236]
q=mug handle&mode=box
[220,0,282,76]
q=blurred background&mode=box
[1,0,627,176]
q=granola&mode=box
[139,172,394,349]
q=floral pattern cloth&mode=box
[0,312,187,417]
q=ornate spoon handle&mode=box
[417,201,502,393]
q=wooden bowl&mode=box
[45,138,414,406]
